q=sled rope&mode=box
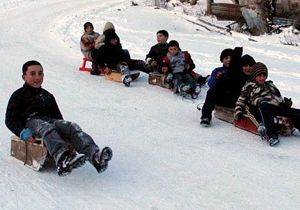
[244,106,259,127]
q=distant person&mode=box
[80,22,100,59]
[161,40,201,99]
[234,62,300,146]
[5,60,112,176]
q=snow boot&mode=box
[120,64,132,87]
[179,84,191,97]
[191,85,201,99]
[257,123,268,140]
[200,118,211,127]
[92,147,113,173]
[57,151,86,176]
[90,63,100,76]
[268,134,280,146]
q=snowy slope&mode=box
[1,0,300,209]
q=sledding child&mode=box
[80,22,100,59]
[5,60,113,176]
[200,48,233,126]
[161,40,201,99]
[145,30,169,73]
[234,62,300,146]
[94,30,137,86]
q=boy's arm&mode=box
[207,68,219,89]
[50,94,63,120]
[184,52,195,73]
[234,82,252,118]
[5,92,25,136]
[161,56,171,73]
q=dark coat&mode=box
[5,83,63,136]
[95,31,126,69]
[146,43,169,65]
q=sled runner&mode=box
[79,57,92,72]
[148,72,169,88]
[214,105,294,136]
[10,136,48,171]
[104,68,140,82]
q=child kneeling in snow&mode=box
[161,40,201,99]
[234,62,300,146]
[5,60,112,176]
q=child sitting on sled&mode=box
[80,22,100,59]
[234,62,300,146]
[5,60,113,176]
[161,40,201,99]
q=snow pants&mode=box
[25,118,100,165]
[173,72,197,90]
[201,87,236,120]
[258,103,300,137]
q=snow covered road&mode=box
[1,0,300,209]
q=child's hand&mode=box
[161,67,168,73]
[20,128,33,141]
[185,64,190,70]
[216,71,224,79]
[28,137,37,143]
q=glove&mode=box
[150,60,158,67]
[20,128,33,141]
[234,111,243,122]
[284,97,292,108]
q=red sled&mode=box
[214,105,294,136]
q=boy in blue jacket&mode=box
[5,60,112,176]
[200,48,233,126]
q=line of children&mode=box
[5,60,113,176]
[234,62,300,146]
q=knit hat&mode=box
[84,22,93,31]
[220,48,233,62]
[241,54,256,67]
[251,62,268,79]
[168,40,180,48]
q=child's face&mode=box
[22,65,44,88]
[222,56,231,67]
[255,73,267,85]
[242,64,252,76]
[157,33,168,44]
[168,46,179,56]
[110,38,118,45]
[85,26,94,34]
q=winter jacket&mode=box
[145,43,169,65]
[207,65,230,89]
[80,31,100,59]
[235,80,284,116]
[5,83,63,136]
[95,32,126,69]
[94,22,115,50]
[162,51,195,74]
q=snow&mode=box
[0,0,300,209]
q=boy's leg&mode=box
[52,119,100,162]
[201,88,218,121]
[258,103,280,137]
[25,118,71,165]
[52,119,112,173]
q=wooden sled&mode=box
[148,72,168,88]
[214,105,294,136]
[104,68,140,82]
[10,136,48,171]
